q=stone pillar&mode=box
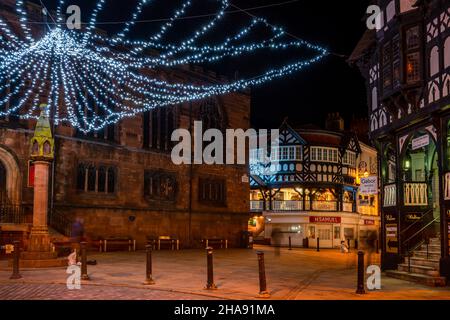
[28,160,52,253]
[17,104,66,267]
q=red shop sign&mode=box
[309,216,341,224]
[364,220,375,225]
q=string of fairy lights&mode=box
[0,0,328,133]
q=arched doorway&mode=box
[0,161,7,203]
[400,130,439,238]
[0,146,22,206]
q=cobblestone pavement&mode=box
[0,283,218,300]
[1,246,449,300]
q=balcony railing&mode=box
[445,173,450,200]
[342,202,354,212]
[404,182,428,206]
[312,201,337,211]
[383,183,396,207]
[357,205,378,216]
[250,200,264,211]
[272,200,303,211]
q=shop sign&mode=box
[385,214,397,222]
[406,213,422,221]
[364,219,375,225]
[309,216,341,224]
[412,135,430,150]
[359,176,378,195]
[386,224,398,254]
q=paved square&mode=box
[0,246,449,300]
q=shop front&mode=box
[263,212,380,249]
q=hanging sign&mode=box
[412,135,430,150]
[359,176,378,195]
[386,224,398,254]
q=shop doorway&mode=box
[317,225,332,248]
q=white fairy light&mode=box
[0,0,328,133]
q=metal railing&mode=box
[401,208,439,271]
[272,200,303,211]
[250,200,264,211]
[49,209,73,237]
[0,204,31,224]
[383,183,396,207]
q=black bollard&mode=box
[347,239,351,253]
[288,236,292,250]
[205,247,217,290]
[316,237,320,252]
[356,251,366,294]
[10,241,22,280]
[256,251,270,298]
[144,245,155,285]
[80,242,90,280]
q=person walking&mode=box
[71,218,85,261]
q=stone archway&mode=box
[0,146,22,205]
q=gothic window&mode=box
[43,141,51,155]
[199,98,224,131]
[429,46,440,77]
[405,26,421,84]
[76,163,116,193]
[199,178,226,205]
[371,87,378,111]
[144,170,177,201]
[445,37,450,69]
[143,107,176,151]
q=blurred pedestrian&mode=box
[366,231,377,266]
[71,218,85,260]
[271,228,282,256]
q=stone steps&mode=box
[385,270,446,287]
[413,250,441,260]
[385,237,446,287]
[397,263,440,276]
[405,256,440,269]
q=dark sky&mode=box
[235,0,371,129]
[30,0,371,129]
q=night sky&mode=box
[30,0,371,129]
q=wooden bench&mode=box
[102,237,136,252]
[201,238,228,249]
[51,240,103,256]
[147,236,179,250]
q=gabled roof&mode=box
[341,132,362,154]
[277,120,308,145]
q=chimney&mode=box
[325,113,345,131]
